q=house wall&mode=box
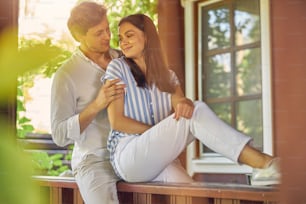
[270,0,306,203]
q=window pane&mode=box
[203,6,230,50]
[210,103,231,124]
[235,0,260,46]
[236,48,261,96]
[236,99,263,150]
[204,53,231,98]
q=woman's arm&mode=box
[107,87,151,134]
[171,85,194,120]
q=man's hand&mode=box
[94,79,126,111]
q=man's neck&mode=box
[80,47,111,70]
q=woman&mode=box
[103,14,280,185]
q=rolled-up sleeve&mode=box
[50,70,83,147]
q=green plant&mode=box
[16,38,72,176]
[31,152,69,176]
[16,38,71,138]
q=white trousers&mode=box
[113,101,251,182]
[74,155,120,204]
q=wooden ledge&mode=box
[33,176,280,204]
[117,181,279,202]
[33,175,78,188]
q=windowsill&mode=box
[191,155,253,174]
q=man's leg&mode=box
[74,155,120,204]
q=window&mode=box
[200,0,262,153]
[184,0,273,174]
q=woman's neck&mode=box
[134,58,146,74]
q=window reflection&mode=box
[203,6,230,50]
[205,53,231,98]
[237,99,263,151]
[235,0,260,46]
[236,48,261,96]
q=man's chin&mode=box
[101,48,110,54]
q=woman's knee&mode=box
[192,100,210,116]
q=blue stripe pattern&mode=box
[102,57,180,178]
[103,57,179,127]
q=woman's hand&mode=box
[171,85,194,120]
[173,98,194,120]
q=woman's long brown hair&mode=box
[119,14,176,93]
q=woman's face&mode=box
[119,22,145,60]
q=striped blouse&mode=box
[102,57,179,157]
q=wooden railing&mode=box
[22,135,279,204]
[33,176,279,204]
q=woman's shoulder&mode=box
[109,56,125,64]
[108,56,129,70]
[104,57,130,80]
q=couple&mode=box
[51,1,280,204]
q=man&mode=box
[50,2,125,203]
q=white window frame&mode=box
[183,0,273,175]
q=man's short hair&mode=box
[67,1,107,41]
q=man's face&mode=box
[81,17,111,54]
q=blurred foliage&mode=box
[30,144,73,176]
[0,28,61,101]
[0,28,60,204]
[0,131,45,204]
[16,38,72,176]
[16,37,72,138]
[31,152,69,176]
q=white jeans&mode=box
[74,155,120,204]
[113,101,251,182]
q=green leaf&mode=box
[19,116,31,124]
[22,125,35,132]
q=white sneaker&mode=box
[250,158,281,186]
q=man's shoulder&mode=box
[54,53,87,78]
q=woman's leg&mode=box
[190,101,273,168]
[152,159,194,183]
[113,115,194,182]
[238,145,273,168]
[114,101,272,182]
[190,101,251,162]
